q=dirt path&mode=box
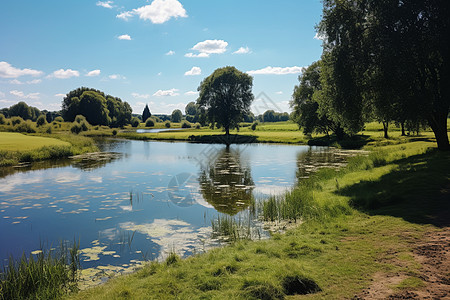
[355,227,450,299]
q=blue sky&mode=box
[0,0,323,114]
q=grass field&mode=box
[67,139,450,300]
[0,132,70,151]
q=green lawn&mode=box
[0,132,70,151]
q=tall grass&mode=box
[211,214,262,242]
[0,241,80,300]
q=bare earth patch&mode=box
[354,227,450,299]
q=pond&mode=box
[0,139,354,284]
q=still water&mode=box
[0,139,352,279]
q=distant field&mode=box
[0,132,70,151]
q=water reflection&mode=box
[198,146,254,215]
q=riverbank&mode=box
[0,132,98,167]
[67,139,450,299]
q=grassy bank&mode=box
[0,132,98,167]
[68,138,449,299]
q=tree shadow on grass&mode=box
[308,134,372,149]
[338,149,450,227]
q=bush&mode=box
[131,117,140,128]
[251,121,258,131]
[54,116,64,122]
[36,115,47,127]
[14,121,36,133]
[75,115,86,124]
[46,126,52,134]
[112,129,118,136]
[0,114,5,125]
[80,121,89,132]
[11,116,24,126]
[145,118,155,127]
[165,121,171,128]
[181,121,192,128]
[195,123,201,129]
[70,123,82,134]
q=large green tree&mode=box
[319,0,450,149]
[8,102,41,121]
[197,66,254,136]
[61,87,132,127]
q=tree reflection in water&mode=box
[198,146,254,215]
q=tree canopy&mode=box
[171,109,182,123]
[319,0,450,149]
[7,102,41,121]
[61,87,132,127]
[197,66,254,136]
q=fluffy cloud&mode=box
[118,34,131,40]
[10,90,40,100]
[96,1,114,9]
[86,69,101,77]
[108,74,125,80]
[191,39,228,54]
[246,66,304,75]
[184,91,198,96]
[184,67,201,76]
[233,47,251,54]
[116,0,187,24]
[131,93,150,99]
[48,69,80,79]
[54,93,66,98]
[0,61,43,78]
[184,52,209,58]
[165,50,175,56]
[153,88,179,97]
[9,79,42,84]
[276,91,283,95]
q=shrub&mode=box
[112,129,118,136]
[181,121,192,128]
[11,116,24,126]
[165,121,171,128]
[131,117,140,128]
[46,126,52,134]
[75,115,86,124]
[195,123,201,129]
[0,114,5,125]
[80,121,89,132]
[251,121,258,131]
[54,116,64,122]
[145,118,155,127]
[36,115,47,127]
[70,123,82,134]
[14,120,36,133]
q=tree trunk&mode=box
[225,127,230,146]
[382,121,389,139]
[401,122,406,136]
[428,112,450,150]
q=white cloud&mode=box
[28,79,42,84]
[276,91,283,95]
[0,61,43,78]
[153,88,179,97]
[247,66,304,75]
[86,69,101,77]
[118,34,132,40]
[184,52,209,58]
[9,79,23,85]
[165,50,175,56]
[116,11,133,21]
[191,39,228,54]
[184,91,198,96]
[108,74,125,80]
[117,0,187,24]
[131,93,150,99]
[157,72,162,76]
[0,99,14,105]
[9,79,42,85]
[48,69,80,79]
[54,93,66,98]
[184,66,201,76]
[10,90,40,100]
[0,91,5,97]
[233,47,251,54]
[96,1,114,9]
